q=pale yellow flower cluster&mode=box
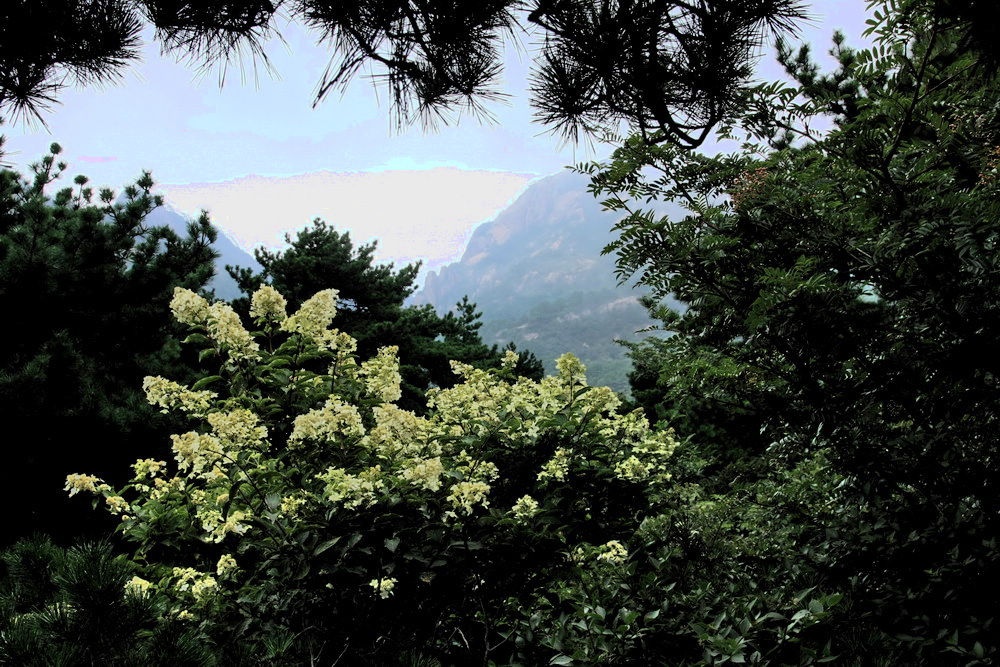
[501,349,519,369]
[64,473,103,497]
[398,456,445,491]
[511,494,540,521]
[447,480,491,515]
[169,287,209,326]
[125,575,153,596]
[369,577,396,599]
[143,376,216,417]
[249,285,287,324]
[538,448,572,483]
[595,540,628,564]
[454,449,499,484]
[359,345,403,403]
[192,576,218,601]
[317,466,384,509]
[132,458,166,479]
[289,397,365,447]
[365,404,434,460]
[281,289,338,341]
[216,554,238,577]
[556,352,587,388]
[171,431,223,475]
[614,455,651,481]
[196,507,250,542]
[207,409,268,449]
[149,476,186,501]
[105,495,130,515]
[280,493,308,518]
[173,567,218,601]
[207,302,260,361]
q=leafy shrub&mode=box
[65,285,680,663]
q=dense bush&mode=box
[62,285,684,663]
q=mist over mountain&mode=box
[412,170,681,393]
[146,203,262,301]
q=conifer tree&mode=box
[0,143,218,544]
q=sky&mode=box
[0,2,871,281]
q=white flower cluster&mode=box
[369,577,396,599]
[595,540,628,565]
[398,456,445,491]
[249,285,287,324]
[537,448,572,483]
[511,494,540,521]
[171,431,223,475]
[281,289,338,341]
[317,466,384,509]
[288,397,365,447]
[207,302,260,361]
[125,576,153,597]
[169,287,209,326]
[216,554,238,577]
[446,480,491,515]
[359,345,403,403]
[143,376,216,417]
[64,473,103,497]
[173,567,218,601]
[207,409,268,449]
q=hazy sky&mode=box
[1,2,870,277]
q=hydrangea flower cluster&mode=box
[66,286,679,618]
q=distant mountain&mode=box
[412,170,681,394]
[145,203,262,301]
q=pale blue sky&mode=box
[1,2,870,276]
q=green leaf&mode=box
[549,655,574,665]
[191,375,223,390]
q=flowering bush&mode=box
[66,285,680,663]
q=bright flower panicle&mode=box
[64,473,103,497]
[142,376,215,417]
[447,480,491,515]
[125,576,153,596]
[171,431,223,475]
[501,349,519,370]
[289,397,365,447]
[281,288,338,341]
[366,404,434,460]
[369,577,396,599]
[207,408,267,448]
[169,287,210,326]
[318,466,384,509]
[359,345,403,403]
[595,540,629,565]
[216,554,238,577]
[398,456,445,491]
[538,448,572,483]
[511,494,540,521]
[105,495,130,515]
[132,458,166,479]
[249,285,287,324]
[207,301,260,361]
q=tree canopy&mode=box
[1,0,806,146]
[0,144,219,544]
[586,1,1000,658]
[228,219,543,411]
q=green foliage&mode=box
[0,145,219,544]
[582,1,1000,661]
[228,219,543,411]
[1,1,804,145]
[0,536,213,666]
[65,284,685,663]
